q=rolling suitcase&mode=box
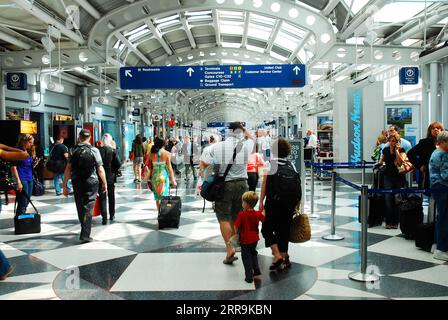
[358,194,385,227]
[415,196,435,252]
[14,189,41,235]
[396,193,423,240]
[158,188,182,229]
[358,165,385,227]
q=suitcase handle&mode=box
[14,188,39,216]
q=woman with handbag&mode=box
[144,137,177,211]
[379,133,407,229]
[11,134,35,215]
[0,144,28,281]
[132,134,145,183]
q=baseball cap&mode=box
[79,129,91,138]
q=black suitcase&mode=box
[396,193,423,240]
[14,189,41,235]
[415,222,435,252]
[158,188,181,229]
[358,194,385,227]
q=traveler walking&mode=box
[63,129,108,242]
[145,137,177,211]
[11,134,35,215]
[234,191,265,283]
[48,136,72,195]
[260,138,301,272]
[247,144,265,192]
[132,134,145,182]
[201,122,254,264]
[182,136,199,181]
[0,144,28,281]
[98,133,122,224]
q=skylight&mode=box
[373,2,433,23]
[124,24,147,37]
[343,0,370,15]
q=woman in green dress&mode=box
[145,137,177,210]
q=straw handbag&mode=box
[290,203,311,243]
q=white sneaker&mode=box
[431,244,437,254]
[433,249,448,261]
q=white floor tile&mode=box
[294,294,316,300]
[0,224,71,242]
[0,284,57,300]
[31,242,136,269]
[4,271,60,283]
[89,223,153,241]
[390,265,448,288]
[368,237,446,264]
[259,241,356,267]
[0,242,27,258]
[314,198,359,207]
[113,210,157,222]
[305,280,385,298]
[159,221,221,241]
[111,253,254,292]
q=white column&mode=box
[82,87,89,123]
[430,62,438,123]
[0,72,5,120]
[421,64,430,138]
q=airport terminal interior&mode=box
[0,0,448,300]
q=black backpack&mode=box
[267,160,302,206]
[71,144,96,180]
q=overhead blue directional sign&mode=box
[119,64,306,90]
[399,67,419,85]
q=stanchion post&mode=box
[322,170,344,241]
[362,160,366,186]
[309,162,319,219]
[349,185,380,282]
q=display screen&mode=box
[20,121,37,134]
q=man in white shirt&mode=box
[202,122,254,265]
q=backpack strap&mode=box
[222,140,244,180]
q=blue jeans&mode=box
[54,173,71,194]
[433,183,448,252]
[16,180,33,215]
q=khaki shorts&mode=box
[215,180,249,222]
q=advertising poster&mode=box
[347,88,363,162]
[386,107,413,137]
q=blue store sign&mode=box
[120,64,306,90]
[399,67,419,85]
[6,72,27,90]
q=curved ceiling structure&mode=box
[1,0,447,122]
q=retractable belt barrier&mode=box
[306,161,448,283]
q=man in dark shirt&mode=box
[51,136,71,195]
[63,130,108,242]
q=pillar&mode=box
[0,72,5,121]
[430,62,438,123]
[82,87,89,123]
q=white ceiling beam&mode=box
[180,13,196,49]
[145,19,173,55]
[241,12,250,49]
[339,0,390,40]
[0,29,32,50]
[13,0,85,45]
[386,5,448,45]
[288,31,312,63]
[322,0,341,16]
[75,0,101,20]
[115,32,151,65]
[212,9,221,47]
[265,20,282,54]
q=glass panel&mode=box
[124,24,147,37]
[343,0,370,14]
[373,2,433,23]
[248,24,272,40]
[154,14,180,24]
[128,29,151,41]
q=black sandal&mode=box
[269,259,284,270]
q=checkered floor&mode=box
[0,165,447,300]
